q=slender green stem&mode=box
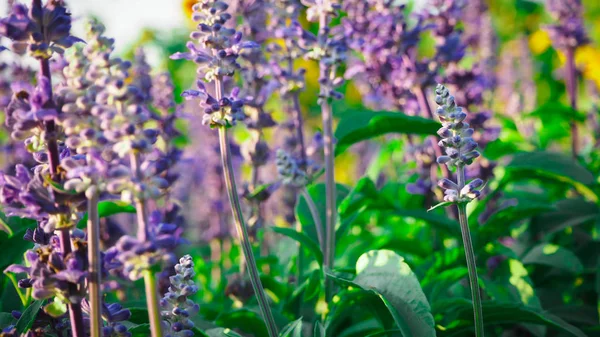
[87,190,102,337]
[317,5,337,300]
[301,187,324,251]
[295,218,304,284]
[215,78,279,337]
[457,167,484,337]
[565,47,579,159]
[143,270,164,337]
[130,152,163,337]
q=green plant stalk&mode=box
[87,190,102,337]
[565,47,579,158]
[144,270,163,337]
[215,78,279,337]
[301,187,324,251]
[130,152,163,337]
[318,7,337,298]
[457,166,484,337]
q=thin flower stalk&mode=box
[87,188,102,337]
[130,150,163,337]
[216,77,279,337]
[434,84,485,336]
[565,47,579,158]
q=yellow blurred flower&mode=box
[183,0,196,26]
[529,29,552,55]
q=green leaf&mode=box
[43,298,67,318]
[521,243,583,273]
[314,322,326,337]
[530,198,599,235]
[434,299,588,337]
[0,312,14,329]
[205,328,243,337]
[15,300,43,334]
[127,308,149,325]
[271,226,323,266]
[427,201,455,212]
[334,110,439,155]
[215,309,268,337]
[128,324,150,337]
[387,209,461,237]
[303,269,323,301]
[505,152,597,201]
[279,317,303,337]
[77,201,136,228]
[331,250,436,337]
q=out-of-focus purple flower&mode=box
[0,1,83,58]
[151,72,176,114]
[406,141,435,196]
[160,255,200,337]
[131,48,153,103]
[82,300,132,337]
[545,0,588,49]
[275,149,308,187]
[5,236,87,304]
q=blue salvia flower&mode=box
[435,84,483,202]
[545,0,588,49]
[275,149,308,187]
[160,255,200,337]
[0,1,83,59]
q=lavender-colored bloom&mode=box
[160,255,200,337]
[275,149,308,187]
[151,72,176,113]
[435,84,483,203]
[0,1,82,58]
[545,0,588,49]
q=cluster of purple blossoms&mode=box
[545,0,589,50]
[435,84,484,203]
[160,255,200,337]
[0,1,82,58]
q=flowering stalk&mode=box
[565,47,579,158]
[434,84,484,336]
[130,151,163,337]
[87,187,102,337]
[216,77,279,337]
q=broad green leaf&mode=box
[521,244,583,273]
[332,250,436,337]
[434,299,587,337]
[271,226,323,266]
[127,308,149,325]
[128,324,150,337]
[205,328,243,337]
[215,309,268,337]
[279,317,303,337]
[531,198,599,235]
[15,300,43,333]
[294,183,351,254]
[43,298,67,318]
[0,312,14,329]
[77,201,136,228]
[505,152,597,201]
[304,269,323,301]
[386,209,461,237]
[334,110,439,155]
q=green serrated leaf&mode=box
[334,110,439,155]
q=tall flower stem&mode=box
[215,78,279,337]
[31,1,85,329]
[565,47,579,158]
[317,8,337,298]
[301,187,324,251]
[456,167,484,337]
[130,151,163,337]
[143,270,163,337]
[87,190,102,337]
